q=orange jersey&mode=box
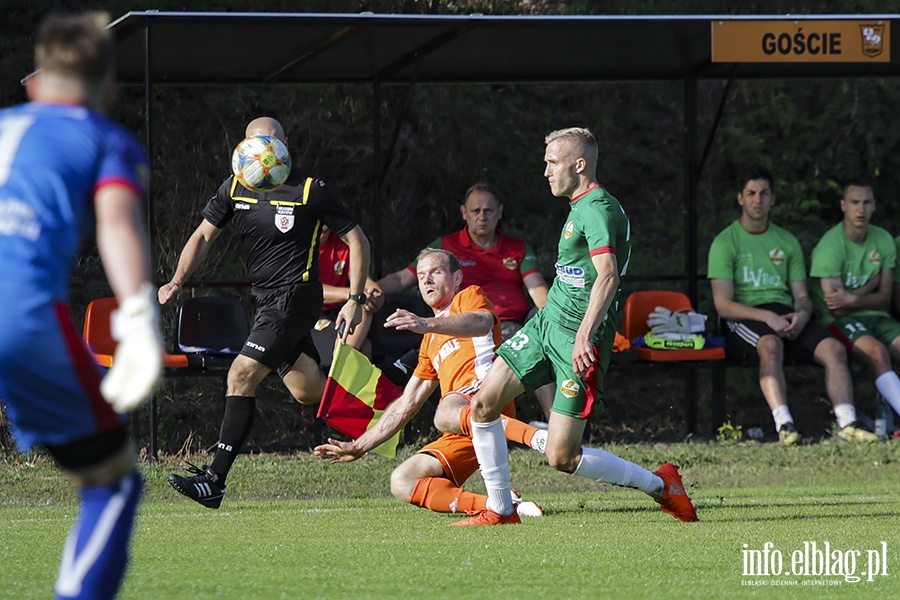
[413,285,501,398]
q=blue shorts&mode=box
[0,299,124,453]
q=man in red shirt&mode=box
[374,183,553,421]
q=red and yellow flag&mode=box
[317,341,404,458]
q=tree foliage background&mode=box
[3,0,900,454]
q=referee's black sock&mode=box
[210,395,256,485]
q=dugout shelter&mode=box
[99,11,898,450]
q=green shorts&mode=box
[495,309,615,419]
[832,314,900,346]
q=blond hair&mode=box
[35,12,113,85]
[545,127,598,171]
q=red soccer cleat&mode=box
[449,508,522,526]
[654,463,699,522]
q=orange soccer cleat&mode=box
[449,508,522,526]
[654,462,699,522]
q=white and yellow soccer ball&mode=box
[231,135,291,192]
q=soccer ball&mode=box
[231,135,291,192]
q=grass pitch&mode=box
[1,441,898,599]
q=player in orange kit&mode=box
[315,248,546,518]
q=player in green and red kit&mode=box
[449,127,698,526]
[709,167,874,445]
[809,178,900,422]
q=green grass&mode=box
[1,441,899,599]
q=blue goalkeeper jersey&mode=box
[0,101,148,452]
[0,102,149,302]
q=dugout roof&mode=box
[108,12,900,83]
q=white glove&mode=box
[100,283,164,413]
[647,306,707,334]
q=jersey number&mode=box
[505,330,530,351]
[0,115,35,186]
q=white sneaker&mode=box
[511,489,544,517]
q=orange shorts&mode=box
[416,400,516,487]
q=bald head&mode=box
[245,117,286,144]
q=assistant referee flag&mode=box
[317,341,404,458]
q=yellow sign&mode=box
[712,20,889,63]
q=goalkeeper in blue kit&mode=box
[0,12,163,598]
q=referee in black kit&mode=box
[159,116,373,508]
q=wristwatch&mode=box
[348,292,367,304]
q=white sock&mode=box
[833,403,857,429]
[772,405,793,431]
[573,447,663,495]
[471,418,514,516]
[874,371,900,417]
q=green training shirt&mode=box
[809,222,897,324]
[707,220,806,307]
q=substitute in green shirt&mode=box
[808,179,900,424]
[708,166,872,444]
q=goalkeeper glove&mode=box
[643,332,706,350]
[100,283,164,413]
[646,306,707,334]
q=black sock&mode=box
[209,396,256,484]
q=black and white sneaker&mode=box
[167,462,226,509]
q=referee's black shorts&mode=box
[244,283,322,376]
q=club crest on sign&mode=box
[860,24,885,58]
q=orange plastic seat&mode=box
[622,290,725,362]
[82,297,189,369]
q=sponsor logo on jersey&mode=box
[460,259,476,267]
[245,340,266,352]
[563,221,575,239]
[0,199,41,241]
[768,247,785,265]
[436,338,461,366]
[554,262,586,288]
[502,257,518,270]
[560,379,580,398]
[741,266,782,288]
[234,202,250,210]
[868,249,881,265]
[333,259,346,276]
